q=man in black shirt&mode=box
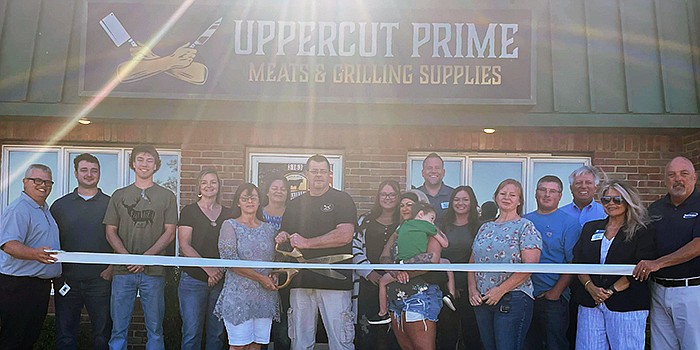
[51,153,112,350]
[275,154,357,350]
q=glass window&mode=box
[470,160,524,209]
[2,146,180,213]
[407,153,590,213]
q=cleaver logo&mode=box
[99,12,221,85]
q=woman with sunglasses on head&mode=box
[178,169,235,350]
[215,183,279,350]
[352,180,402,350]
[571,180,656,350]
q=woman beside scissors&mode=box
[215,183,279,350]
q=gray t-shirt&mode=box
[103,184,178,276]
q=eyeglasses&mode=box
[600,196,624,205]
[536,188,561,195]
[380,192,398,200]
[240,196,259,203]
[25,178,54,186]
[308,169,329,175]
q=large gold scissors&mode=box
[269,243,352,288]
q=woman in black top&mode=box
[438,186,483,350]
[572,180,656,350]
[352,180,402,350]
[178,169,235,350]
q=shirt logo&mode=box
[321,203,335,212]
[683,212,698,219]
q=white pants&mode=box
[576,304,648,350]
[289,288,354,350]
[650,281,700,350]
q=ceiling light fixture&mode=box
[483,128,496,134]
[78,117,92,125]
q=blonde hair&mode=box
[600,180,650,241]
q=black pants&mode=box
[0,273,52,350]
[437,288,483,350]
[356,280,401,350]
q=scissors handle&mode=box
[269,268,299,289]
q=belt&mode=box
[653,276,700,288]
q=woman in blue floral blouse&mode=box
[468,179,542,350]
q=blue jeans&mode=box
[525,296,569,350]
[109,273,165,350]
[54,276,112,350]
[474,291,534,350]
[178,271,226,350]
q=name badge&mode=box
[683,212,698,219]
[59,282,71,296]
[441,202,449,209]
[591,229,605,241]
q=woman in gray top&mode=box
[215,183,280,350]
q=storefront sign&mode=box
[81,1,534,104]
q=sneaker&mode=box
[367,313,391,325]
[443,294,456,311]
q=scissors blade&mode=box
[305,254,353,264]
[192,17,222,47]
[310,268,347,280]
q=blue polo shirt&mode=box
[560,201,607,227]
[648,189,700,279]
[524,209,581,300]
[0,192,61,279]
[417,182,454,227]
[50,189,112,280]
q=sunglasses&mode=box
[601,196,624,205]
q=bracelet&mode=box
[584,280,592,289]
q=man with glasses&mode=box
[104,145,178,349]
[275,154,357,350]
[51,153,113,350]
[0,164,61,349]
[417,153,454,227]
[524,176,581,350]
[633,156,700,349]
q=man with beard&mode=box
[633,156,700,349]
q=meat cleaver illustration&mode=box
[99,12,221,85]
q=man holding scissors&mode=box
[275,154,357,350]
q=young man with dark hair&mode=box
[51,153,113,350]
[104,145,177,349]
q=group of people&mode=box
[0,146,698,350]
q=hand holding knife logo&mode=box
[99,13,221,85]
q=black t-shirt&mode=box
[442,223,478,290]
[178,203,235,282]
[280,188,357,290]
[362,217,400,264]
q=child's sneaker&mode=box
[442,294,457,311]
[367,313,391,325]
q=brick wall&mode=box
[0,118,691,209]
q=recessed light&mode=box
[78,117,92,125]
[483,128,496,134]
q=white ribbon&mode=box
[50,251,634,275]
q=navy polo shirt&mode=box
[50,189,112,280]
[417,182,454,227]
[648,189,700,279]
